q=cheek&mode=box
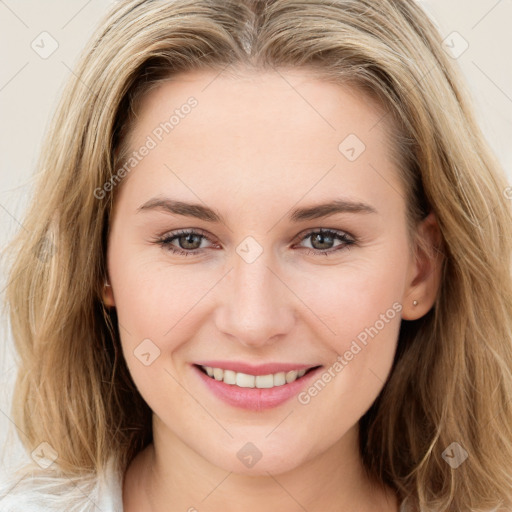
[290,248,407,412]
[298,257,406,351]
[294,266,404,432]
[108,246,220,390]
[109,239,212,333]
[110,260,201,414]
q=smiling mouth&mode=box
[195,364,322,389]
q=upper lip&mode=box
[193,360,321,376]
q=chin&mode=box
[207,437,312,476]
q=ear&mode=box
[102,280,116,308]
[401,212,444,320]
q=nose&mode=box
[214,249,296,348]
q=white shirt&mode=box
[0,457,123,512]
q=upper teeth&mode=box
[202,366,308,388]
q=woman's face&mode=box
[105,68,430,475]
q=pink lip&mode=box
[193,360,317,376]
[192,363,323,411]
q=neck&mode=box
[123,416,399,512]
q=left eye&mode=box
[155,228,355,256]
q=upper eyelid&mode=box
[160,227,214,243]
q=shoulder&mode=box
[0,458,123,512]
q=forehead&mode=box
[115,67,403,214]
[128,67,391,146]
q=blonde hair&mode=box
[2,0,512,510]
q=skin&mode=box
[103,67,442,512]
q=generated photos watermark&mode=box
[298,301,403,405]
[94,96,198,200]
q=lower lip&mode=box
[192,365,323,411]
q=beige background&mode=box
[1,0,511,472]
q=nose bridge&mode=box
[214,246,294,346]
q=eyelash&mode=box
[154,228,355,257]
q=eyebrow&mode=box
[136,197,378,223]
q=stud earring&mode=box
[412,300,418,306]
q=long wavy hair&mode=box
[2,0,512,510]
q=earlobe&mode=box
[102,280,116,307]
[401,212,444,320]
